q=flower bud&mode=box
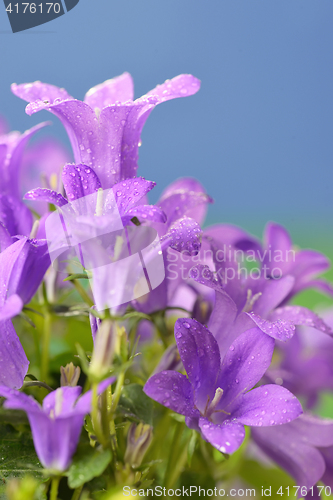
[60,362,81,387]
[152,344,182,375]
[124,423,153,468]
[89,319,116,379]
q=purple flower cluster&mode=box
[0,72,332,495]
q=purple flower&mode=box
[252,414,333,496]
[144,318,302,455]
[12,73,201,188]
[267,310,333,409]
[132,177,213,315]
[0,123,48,236]
[0,379,114,471]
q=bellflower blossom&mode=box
[251,414,333,498]
[0,122,48,236]
[0,379,114,472]
[144,318,302,455]
[12,73,200,188]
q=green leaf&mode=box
[117,384,153,425]
[66,444,111,489]
[0,424,43,499]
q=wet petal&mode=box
[198,417,245,454]
[122,205,167,226]
[24,188,68,207]
[62,163,102,201]
[11,81,72,106]
[232,385,302,426]
[174,318,220,413]
[246,311,296,341]
[217,328,275,410]
[144,370,198,417]
[146,74,201,102]
[110,178,156,216]
[84,72,134,108]
[269,306,333,336]
[162,217,202,256]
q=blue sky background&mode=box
[0,0,332,240]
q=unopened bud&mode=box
[152,344,182,375]
[124,423,153,468]
[60,362,81,387]
[192,296,213,325]
[89,319,115,379]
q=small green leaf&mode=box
[66,444,111,489]
[117,384,153,425]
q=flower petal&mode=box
[0,294,23,321]
[217,328,275,410]
[43,386,82,416]
[269,306,333,336]
[84,72,134,108]
[0,385,40,411]
[198,417,245,454]
[24,188,68,207]
[253,276,295,317]
[0,321,29,389]
[174,318,220,413]
[158,178,212,226]
[0,194,33,237]
[232,385,302,426]
[246,311,296,341]
[11,81,72,106]
[62,163,102,201]
[252,423,326,490]
[146,74,201,102]
[144,370,198,417]
[122,205,167,226]
[162,217,202,256]
[110,178,156,216]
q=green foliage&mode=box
[65,443,112,489]
[117,384,153,425]
[0,425,43,499]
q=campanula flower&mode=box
[144,318,302,455]
[0,379,114,472]
[12,73,200,188]
[252,414,333,496]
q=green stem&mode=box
[72,279,94,307]
[91,382,107,447]
[108,371,125,455]
[71,485,83,500]
[41,310,51,382]
[165,422,190,489]
[50,476,60,500]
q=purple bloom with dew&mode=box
[12,73,200,188]
[144,318,302,455]
[0,379,114,472]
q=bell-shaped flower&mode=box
[0,379,114,472]
[12,73,200,188]
[252,414,333,496]
[144,318,302,455]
